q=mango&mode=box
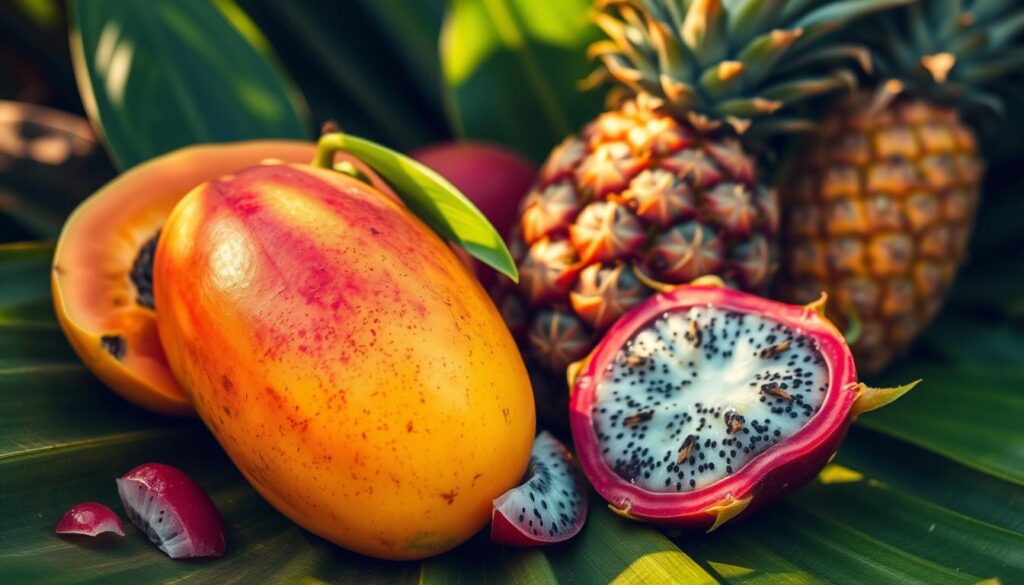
[153,161,535,559]
[52,140,399,415]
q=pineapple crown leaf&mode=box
[758,69,859,104]
[773,44,874,78]
[728,0,789,46]
[971,0,1017,23]
[988,11,1024,49]
[865,0,1024,115]
[958,47,1024,84]
[681,0,728,66]
[962,87,1006,117]
[589,0,913,134]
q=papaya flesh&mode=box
[52,140,398,415]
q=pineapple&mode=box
[506,95,777,374]
[499,0,908,376]
[778,0,1022,373]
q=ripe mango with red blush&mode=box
[153,160,535,560]
[52,141,330,414]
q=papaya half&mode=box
[51,141,398,415]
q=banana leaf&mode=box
[70,0,311,169]
[441,0,606,161]
[0,241,1020,583]
[7,1,1023,581]
[238,0,450,151]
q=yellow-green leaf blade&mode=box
[316,133,518,281]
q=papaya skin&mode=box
[51,140,398,415]
[153,162,535,560]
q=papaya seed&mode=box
[100,335,126,360]
[130,231,160,310]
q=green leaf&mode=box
[679,429,1024,584]
[354,0,446,109]
[759,72,856,104]
[547,504,718,584]
[0,322,76,367]
[0,242,55,323]
[726,0,786,48]
[70,0,311,169]
[951,265,1024,316]
[237,0,448,150]
[1,240,1023,582]
[987,11,1024,50]
[441,0,605,161]
[793,0,912,30]
[838,430,1024,534]
[963,171,1024,256]
[793,0,913,46]
[0,2,80,112]
[420,538,559,585]
[920,312,1024,367]
[681,0,728,67]
[860,365,1024,486]
[314,133,518,281]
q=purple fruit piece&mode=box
[117,463,226,559]
[55,502,126,537]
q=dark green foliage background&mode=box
[0,1,1021,583]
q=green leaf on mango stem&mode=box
[315,133,518,281]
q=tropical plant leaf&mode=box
[238,0,449,151]
[950,262,1024,316]
[441,0,605,161]
[354,0,447,113]
[836,430,1024,534]
[545,505,718,584]
[679,428,1024,584]
[862,365,1024,486]
[1,240,1022,583]
[70,0,311,170]
[0,241,55,323]
[315,133,517,280]
[920,312,1024,367]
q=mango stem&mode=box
[312,132,371,183]
[312,132,346,169]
